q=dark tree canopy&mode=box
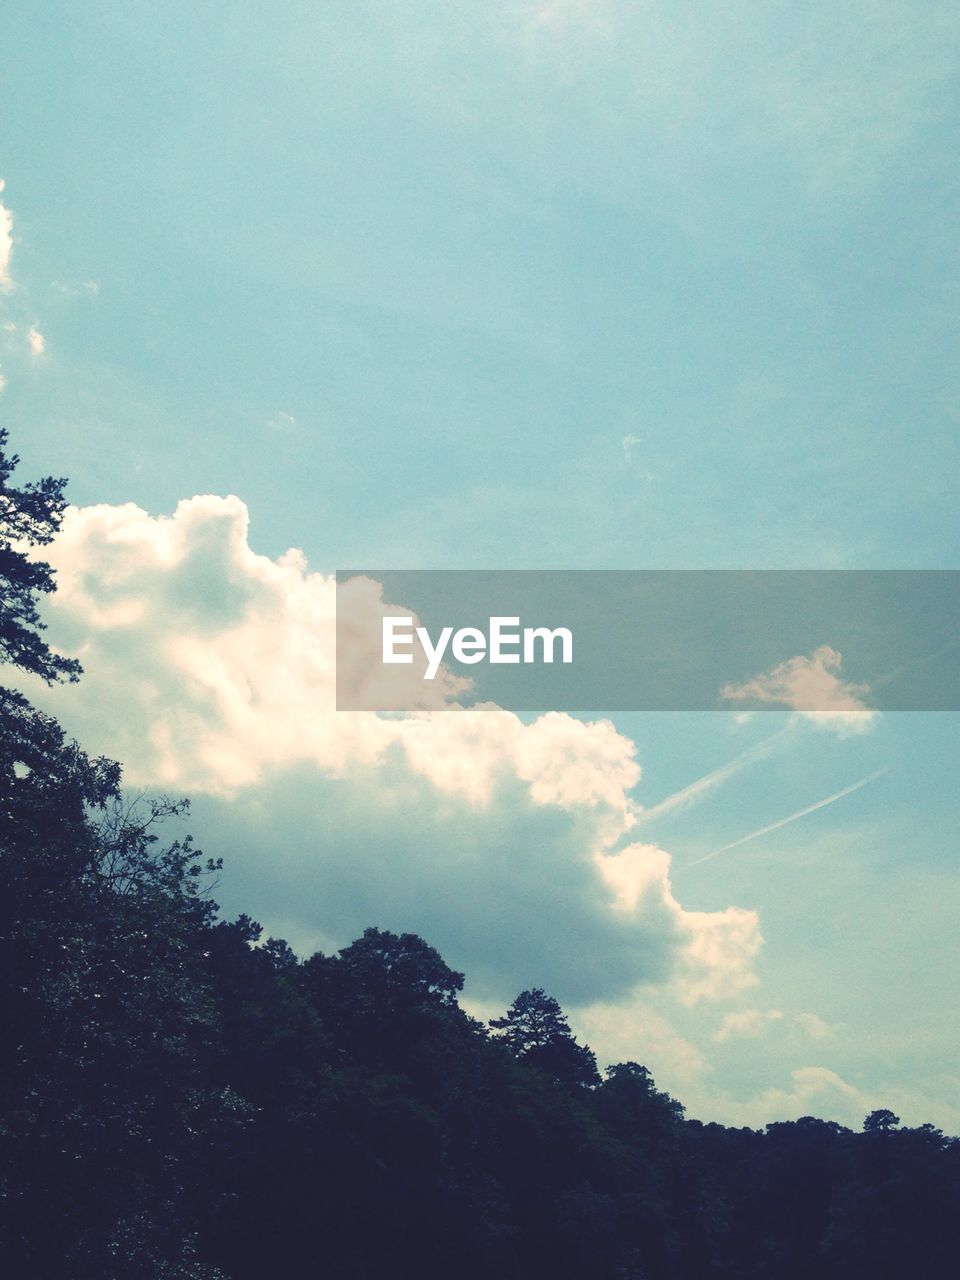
[335,925,465,1006]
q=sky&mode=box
[3,0,959,1130]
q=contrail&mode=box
[638,728,791,825]
[677,767,890,872]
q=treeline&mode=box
[2,430,959,1278]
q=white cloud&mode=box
[795,1011,833,1041]
[50,278,100,297]
[675,902,763,1003]
[686,1065,960,1132]
[621,433,641,461]
[38,499,636,811]
[26,325,45,356]
[575,996,710,1087]
[597,841,761,1003]
[714,1008,784,1042]
[730,1066,861,1125]
[26,494,763,1015]
[0,180,12,293]
[721,645,876,734]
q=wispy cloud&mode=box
[267,410,298,433]
[51,278,100,298]
[679,768,890,871]
[714,1008,784,1042]
[621,433,642,462]
[795,1011,833,1041]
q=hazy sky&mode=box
[3,0,959,1130]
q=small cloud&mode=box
[531,0,612,37]
[0,370,6,393]
[267,410,298,433]
[795,1011,833,1041]
[27,325,45,356]
[621,433,653,480]
[714,1008,784,1042]
[622,432,642,461]
[50,278,100,298]
[721,645,875,734]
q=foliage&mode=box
[0,428,81,684]
[490,987,601,1089]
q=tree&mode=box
[334,926,465,1007]
[863,1108,900,1134]
[0,429,227,1277]
[599,1062,685,1130]
[491,989,600,1089]
[0,427,81,684]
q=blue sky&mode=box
[3,0,959,1129]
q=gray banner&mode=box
[336,570,960,712]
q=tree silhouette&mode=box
[863,1108,900,1133]
[491,989,601,1089]
[0,428,81,684]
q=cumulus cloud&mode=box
[25,494,763,1016]
[721,645,876,734]
[37,497,636,812]
[26,325,45,356]
[336,572,474,716]
[674,902,763,1003]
